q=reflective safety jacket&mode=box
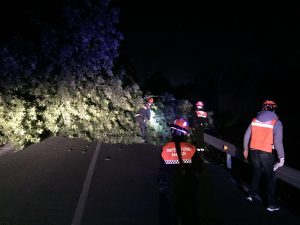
[250,118,277,152]
[196,110,207,118]
[161,142,196,164]
[192,110,208,128]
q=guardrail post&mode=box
[226,153,232,169]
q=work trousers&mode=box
[249,150,277,206]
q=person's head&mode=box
[262,100,277,111]
[170,118,190,137]
[195,101,204,110]
[146,97,154,107]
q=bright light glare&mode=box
[149,110,161,131]
[149,110,156,124]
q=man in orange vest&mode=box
[158,118,202,225]
[243,100,285,212]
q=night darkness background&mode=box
[0,1,299,169]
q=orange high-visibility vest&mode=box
[196,110,207,118]
[161,142,196,164]
[250,118,277,152]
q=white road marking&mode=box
[71,141,102,225]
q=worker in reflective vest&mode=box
[158,118,202,225]
[135,97,153,139]
[243,100,285,212]
[190,101,209,152]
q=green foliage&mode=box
[145,103,171,146]
[0,75,147,150]
[0,0,177,149]
[0,96,43,150]
[0,73,201,150]
[177,99,193,119]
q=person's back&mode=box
[160,136,201,190]
[244,105,285,159]
[243,100,285,212]
[158,118,201,225]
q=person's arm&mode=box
[273,120,285,171]
[243,124,251,159]
[145,108,151,121]
[273,120,285,158]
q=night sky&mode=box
[115,2,299,85]
[1,1,300,169]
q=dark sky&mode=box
[114,1,300,86]
[1,0,299,87]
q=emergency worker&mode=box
[135,97,154,139]
[190,101,209,152]
[243,100,285,212]
[158,118,202,225]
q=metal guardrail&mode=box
[204,133,239,157]
[204,133,300,189]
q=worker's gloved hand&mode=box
[273,158,285,171]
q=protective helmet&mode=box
[196,101,204,109]
[147,97,154,104]
[170,118,190,136]
[262,100,277,111]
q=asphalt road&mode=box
[0,136,299,225]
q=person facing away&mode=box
[190,101,209,152]
[158,118,202,225]
[243,100,285,212]
[135,97,154,139]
